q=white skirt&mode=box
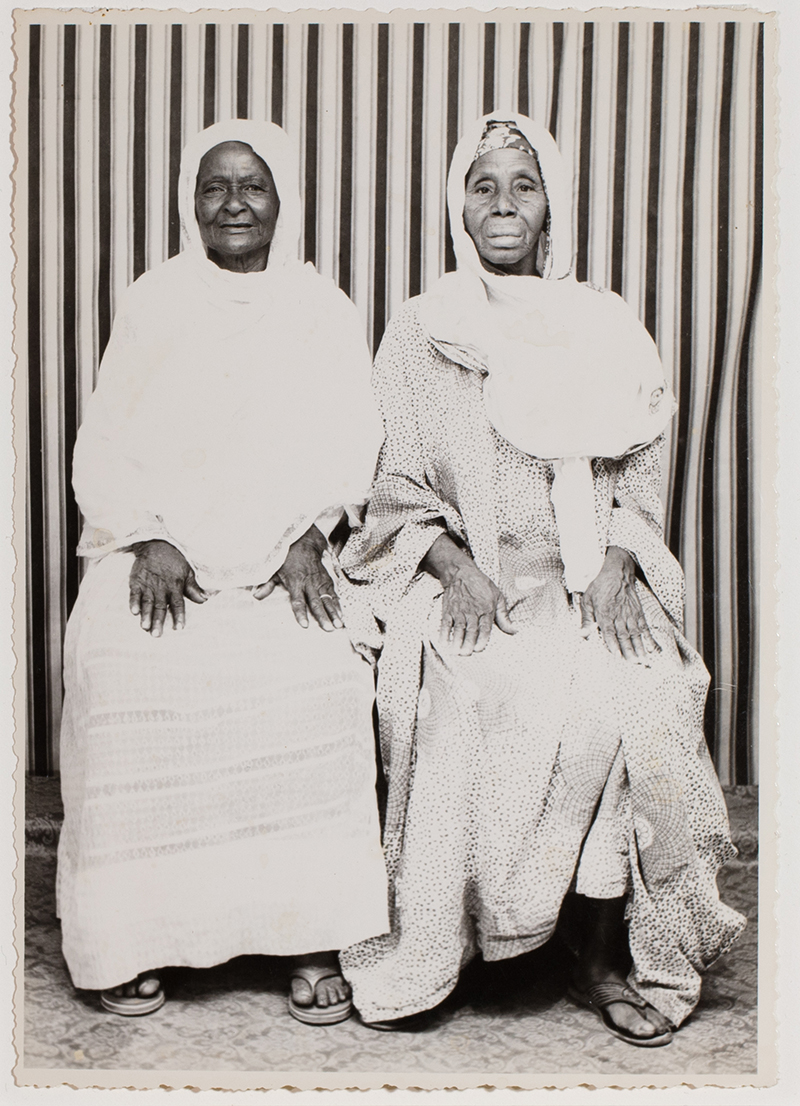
[57,552,389,991]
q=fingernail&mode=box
[333,618,343,629]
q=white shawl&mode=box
[73,120,382,591]
[418,113,675,592]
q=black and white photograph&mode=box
[11,4,776,1091]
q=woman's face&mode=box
[463,148,548,276]
[194,142,280,271]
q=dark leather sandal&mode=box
[568,982,673,1047]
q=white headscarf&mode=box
[74,121,382,591]
[418,113,675,592]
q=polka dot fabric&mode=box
[340,298,745,1029]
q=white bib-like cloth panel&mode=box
[418,113,675,592]
[73,120,382,590]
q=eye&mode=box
[472,184,493,195]
[244,184,266,193]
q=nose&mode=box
[223,188,248,213]
[492,186,518,217]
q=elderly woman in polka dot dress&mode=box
[338,114,746,1046]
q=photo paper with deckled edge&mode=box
[6,1,784,1096]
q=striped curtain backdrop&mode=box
[15,11,765,781]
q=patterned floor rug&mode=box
[21,780,757,1079]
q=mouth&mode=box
[219,223,254,231]
[486,233,524,246]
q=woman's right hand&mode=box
[422,533,516,656]
[129,540,207,636]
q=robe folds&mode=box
[57,120,389,990]
[337,298,746,1030]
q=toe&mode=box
[123,981,139,998]
[291,977,314,1006]
[137,973,161,998]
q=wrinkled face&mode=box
[194,142,280,268]
[463,148,548,275]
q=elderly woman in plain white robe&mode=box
[57,120,388,1023]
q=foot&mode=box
[571,968,671,1042]
[100,971,165,1016]
[108,971,162,1000]
[291,952,350,1009]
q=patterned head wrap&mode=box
[472,119,538,163]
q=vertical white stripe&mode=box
[317,22,338,286]
[183,24,203,149]
[250,23,269,124]
[424,21,447,286]
[386,21,410,314]
[589,22,614,290]
[217,22,235,124]
[495,21,516,114]
[625,21,649,314]
[76,23,98,424]
[147,25,168,271]
[529,22,550,126]
[40,24,64,763]
[351,21,375,338]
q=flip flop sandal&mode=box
[288,965,352,1026]
[100,979,165,1017]
[568,982,673,1047]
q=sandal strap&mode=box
[584,982,650,1010]
[290,965,342,996]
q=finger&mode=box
[613,621,636,662]
[628,631,649,662]
[169,587,186,630]
[306,592,334,632]
[638,621,659,654]
[150,597,169,638]
[460,616,481,656]
[494,596,517,635]
[289,590,309,628]
[598,621,624,658]
[452,615,469,653]
[129,582,142,617]
[474,613,493,653]
[253,577,277,601]
[318,588,344,630]
[184,571,208,605]
[579,593,596,637]
[439,610,454,647]
[140,592,154,632]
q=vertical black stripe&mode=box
[338,24,354,297]
[644,23,665,339]
[303,24,319,266]
[203,24,216,128]
[734,23,763,784]
[610,23,629,295]
[548,23,565,138]
[168,25,183,259]
[97,26,112,359]
[372,24,390,352]
[518,24,530,115]
[444,23,460,273]
[408,24,425,299]
[271,25,284,127]
[27,25,48,775]
[701,21,736,759]
[62,25,80,617]
[483,24,496,113]
[132,25,148,281]
[237,24,250,119]
[576,24,594,283]
[667,23,700,557]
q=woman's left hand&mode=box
[580,546,658,662]
[253,525,344,632]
